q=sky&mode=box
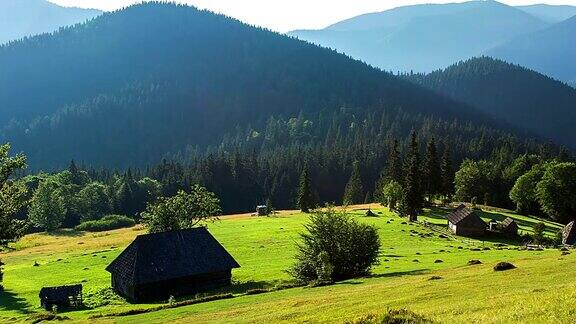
[49,0,576,32]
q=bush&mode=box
[494,262,516,271]
[75,215,135,232]
[289,208,380,283]
[348,309,434,324]
[532,222,546,244]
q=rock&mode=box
[33,261,40,267]
[428,276,442,281]
[468,260,482,265]
[434,260,443,263]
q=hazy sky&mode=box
[49,0,576,32]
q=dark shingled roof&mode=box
[563,221,576,245]
[501,217,516,228]
[446,208,487,228]
[40,285,82,301]
[106,228,240,285]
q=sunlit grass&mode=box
[0,204,568,322]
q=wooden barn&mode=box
[445,207,487,237]
[562,221,576,245]
[106,228,240,303]
[39,284,83,311]
[501,217,519,236]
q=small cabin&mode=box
[256,205,268,216]
[562,221,576,245]
[39,285,83,311]
[445,207,487,237]
[501,217,519,236]
[106,228,240,303]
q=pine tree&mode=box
[343,161,364,206]
[399,131,423,221]
[441,146,455,200]
[297,164,315,213]
[423,138,441,201]
[387,139,402,184]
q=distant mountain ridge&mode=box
[406,57,576,148]
[516,4,576,23]
[0,2,520,169]
[289,1,572,74]
[488,15,576,86]
[0,0,101,45]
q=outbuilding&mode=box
[106,228,240,303]
[39,284,83,311]
[445,207,487,237]
[256,205,268,216]
[501,217,519,236]
[562,221,576,245]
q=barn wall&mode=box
[112,274,135,302]
[455,226,485,237]
[133,270,233,303]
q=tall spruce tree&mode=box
[441,146,455,199]
[343,161,364,206]
[387,139,403,184]
[297,164,315,213]
[423,138,441,201]
[399,131,423,221]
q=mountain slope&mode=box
[406,57,576,148]
[0,2,528,169]
[488,16,576,85]
[0,0,101,45]
[289,0,548,73]
[516,4,576,23]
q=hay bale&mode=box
[468,260,482,265]
[494,262,516,271]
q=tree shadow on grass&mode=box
[47,229,84,237]
[213,280,275,295]
[366,269,429,279]
[0,289,34,314]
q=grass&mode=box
[0,204,568,323]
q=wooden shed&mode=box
[39,285,83,311]
[256,205,268,216]
[501,217,519,236]
[106,228,240,303]
[562,221,576,245]
[445,207,487,237]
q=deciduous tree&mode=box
[142,185,221,233]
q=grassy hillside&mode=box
[0,205,567,322]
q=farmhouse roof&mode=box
[39,285,82,301]
[446,207,487,228]
[563,221,576,245]
[501,217,517,229]
[106,228,240,285]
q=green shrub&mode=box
[289,208,380,283]
[75,215,135,232]
[348,309,434,324]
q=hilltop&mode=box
[406,57,576,148]
[0,2,521,169]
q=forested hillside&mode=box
[405,57,576,149]
[488,16,576,85]
[289,0,548,72]
[0,0,101,44]
[0,2,520,169]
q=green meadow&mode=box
[0,205,571,323]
